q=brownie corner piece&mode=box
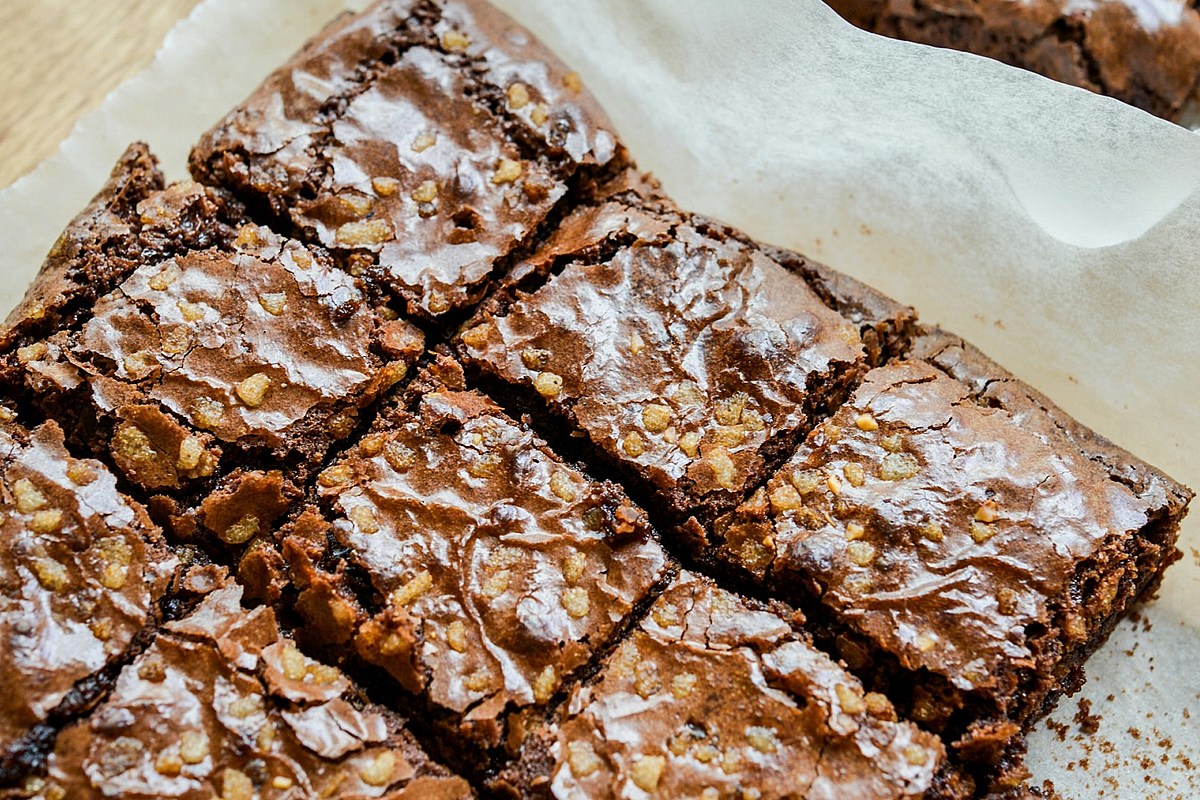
[1,143,240,356]
[276,378,669,763]
[32,579,474,799]
[494,571,948,799]
[456,199,901,543]
[712,327,1191,767]
[189,0,626,320]
[4,148,425,551]
[0,408,177,780]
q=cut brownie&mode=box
[494,572,950,799]
[2,149,423,552]
[190,0,624,319]
[16,582,473,800]
[827,0,1200,123]
[1,143,237,353]
[278,366,669,766]
[0,409,176,781]
[711,331,1190,772]
[457,197,914,545]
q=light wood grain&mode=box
[0,0,201,188]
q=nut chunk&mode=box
[713,333,1191,765]
[0,413,176,779]
[30,582,473,800]
[494,572,943,799]
[281,384,668,759]
[190,0,623,319]
[459,202,903,544]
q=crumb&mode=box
[1074,698,1101,735]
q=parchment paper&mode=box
[0,1,1196,795]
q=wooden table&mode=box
[0,0,201,189]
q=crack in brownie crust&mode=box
[0,411,177,781]
[190,0,623,320]
[711,331,1189,774]
[494,572,948,799]
[456,198,912,550]
[277,372,669,767]
[17,581,473,800]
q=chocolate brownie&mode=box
[278,367,669,766]
[2,149,424,551]
[494,572,950,799]
[711,330,1190,773]
[190,0,624,320]
[827,0,1200,122]
[457,197,915,546]
[0,409,177,781]
[12,582,473,800]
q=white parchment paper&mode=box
[0,1,1196,795]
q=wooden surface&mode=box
[0,0,202,188]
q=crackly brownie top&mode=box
[17,220,422,491]
[0,414,175,753]
[191,0,620,318]
[34,584,473,800]
[526,572,942,799]
[717,356,1162,696]
[459,209,868,514]
[305,387,667,732]
[2,145,238,353]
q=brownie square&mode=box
[190,0,624,319]
[2,149,423,552]
[0,411,176,780]
[278,373,669,762]
[457,199,914,543]
[28,581,473,800]
[711,331,1191,764]
[495,572,947,799]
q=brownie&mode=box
[826,0,1200,122]
[457,197,915,545]
[494,572,950,799]
[12,581,473,800]
[1,143,238,353]
[278,370,669,764]
[2,149,424,551]
[0,409,176,780]
[190,0,625,320]
[711,330,1190,771]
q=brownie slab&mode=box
[457,199,914,544]
[495,572,948,799]
[279,375,669,761]
[19,582,472,800]
[190,0,623,319]
[3,150,423,551]
[0,411,176,780]
[828,0,1200,122]
[711,331,1190,768]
